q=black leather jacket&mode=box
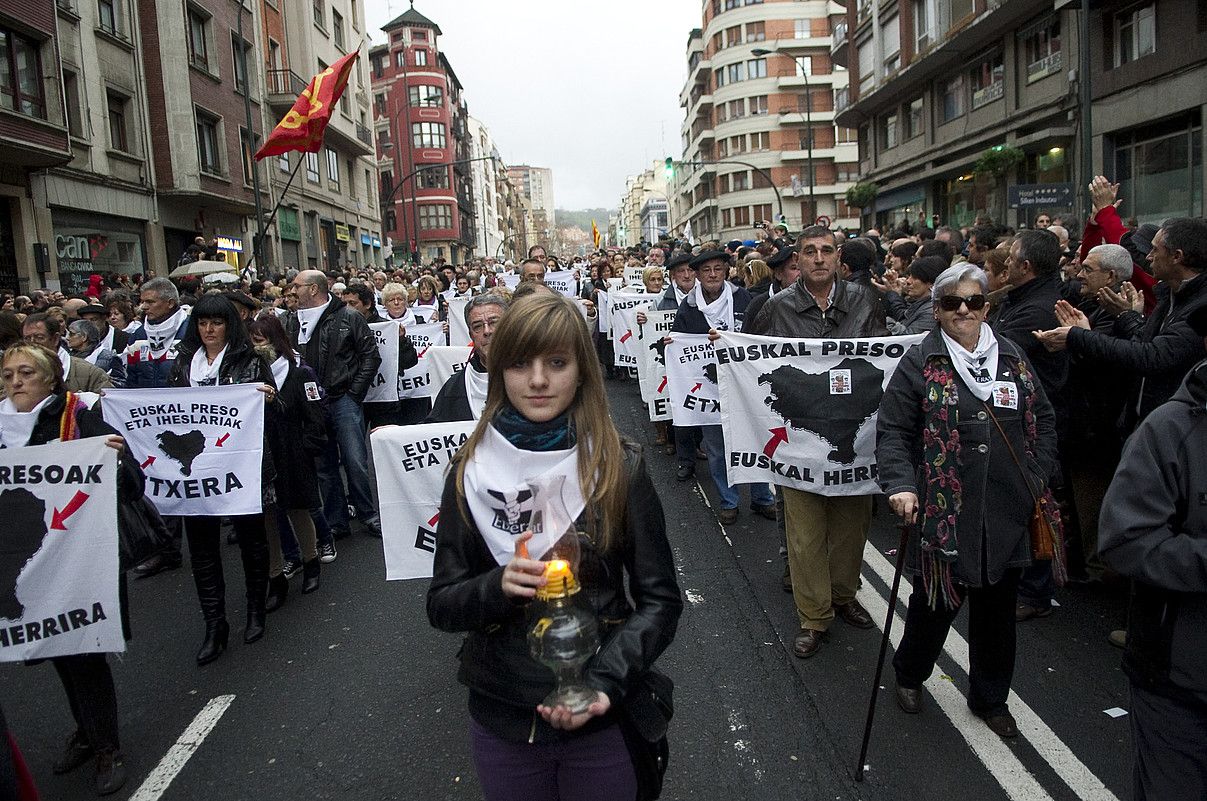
[427,441,683,744]
[284,297,381,402]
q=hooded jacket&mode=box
[1099,360,1207,703]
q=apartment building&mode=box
[507,165,555,251]
[370,6,476,266]
[467,116,508,259]
[674,0,859,245]
[262,0,383,272]
[618,162,671,248]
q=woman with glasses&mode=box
[876,264,1059,740]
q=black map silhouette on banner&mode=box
[158,430,207,476]
[648,338,667,367]
[703,362,718,385]
[0,488,48,620]
[759,358,884,465]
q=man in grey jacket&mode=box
[751,225,888,658]
[1098,304,1207,801]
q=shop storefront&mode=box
[937,171,1005,229]
[1108,111,1202,225]
[873,184,928,232]
[277,208,302,270]
[215,235,244,271]
[52,209,148,295]
[1016,146,1074,226]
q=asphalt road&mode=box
[3,376,1135,801]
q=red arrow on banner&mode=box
[763,427,789,458]
[656,376,668,393]
[418,346,430,358]
[51,491,90,530]
[216,433,231,447]
[140,455,156,469]
[690,383,702,393]
[619,330,632,344]
[427,511,441,528]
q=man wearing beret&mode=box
[671,249,776,523]
[744,242,801,335]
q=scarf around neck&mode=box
[940,323,998,402]
[463,361,490,420]
[189,345,227,387]
[269,355,290,391]
[388,307,417,328]
[0,394,55,448]
[143,306,189,358]
[57,346,73,383]
[296,298,331,345]
[687,280,736,331]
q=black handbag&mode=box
[619,670,674,801]
[117,495,172,571]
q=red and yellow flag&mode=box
[255,51,359,160]
[591,219,601,249]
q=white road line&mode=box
[129,694,236,801]
[862,544,1120,801]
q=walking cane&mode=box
[854,523,912,782]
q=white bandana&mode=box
[123,321,141,334]
[388,307,417,328]
[269,355,290,391]
[463,362,489,420]
[0,394,55,449]
[940,323,999,402]
[83,327,116,365]
[673,284,690,305]
[463,425,585,567]
[295,297,331,345]
[189,345,227,387]
[143,306,189,358]
[687,280,736,331]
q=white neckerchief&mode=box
[83,326,115,365]
[687,280,736,331]
[463,361,489,420]
[189,345,227,387]
[296,297,331,345]
[463,425,585,566]
[123,321,141,334]
[673,284,691,305]
[143,306,189,358]
[0,394,55,448]
[388,307,417,328]
[269,355,290,391]
[57,346,73,382]
[940,323,999,402]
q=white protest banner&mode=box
[499,273,521,291]
[0,438,122,661]
[606,277,624,292]
[102,385,265,516]
[596,290,610,335]
[544,270,579,298]
[609,291,652,368]
[424,346,473,398]
[447,296,471,346]
[398,321,444,400]
[716,332,925,496]
[365,320,401,403]
[624,266,646,287]
[371,421,475,579]
[665,333,721,426]
[635,310,676,421]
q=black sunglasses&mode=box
[938,293,988,311]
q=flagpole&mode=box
[242,156,304,278]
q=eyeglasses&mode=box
[937,293,988,312]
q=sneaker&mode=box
[318,542,337,564]
[281,559,302,580]
[94,750,127,796]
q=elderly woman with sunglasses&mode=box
[876,264,1059,740]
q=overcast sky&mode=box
[364,1,699,211]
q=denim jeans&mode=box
[701,424,774,510]
[317,394,378,530]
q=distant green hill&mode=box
[556,208,613,231]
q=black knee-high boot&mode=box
[236,515,269,644]
[187,519,228,666]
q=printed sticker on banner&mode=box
[304,382,320,401]
[829,369,852,395]
[992,381,1019,409]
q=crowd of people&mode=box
[1,173,1204,800]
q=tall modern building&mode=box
[370,6,476,266]
[467,116,507,259]
[618,162,671,247]
[506,165,555,250]
[260,0,383,271]
[674,1,859,245]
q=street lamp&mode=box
[752,47,816,224]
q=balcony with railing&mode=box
[831,18,848,67]
[356,123,373,148]
[265,69,307,109]
[834,86,850,115]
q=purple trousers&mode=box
[470,719,637,801]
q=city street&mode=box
[4,377,1135,801]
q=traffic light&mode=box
[664,157,675,179]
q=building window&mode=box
[408,84,443,107]
[196,109,221,174]
[939,74,964,123]
[240,127,254,185]
[186,8,209,71]
[384,209,396,232]
[279,152,290,173]
[970,52,1004,109]
[413,29,427,41]
[794,19,811,39]
[714,67,726,88]
[753,203,772,222]
[749,95,768,115]
[312,0,323,28]
[857,39,875,93]
[63,70,83,136]
[371,53,385,78]
[728,99,745,119]
[1020,15,1061,83]
[730,171,749,191]
[346,158,355,195]
[414,48,428,67]
[904,97,923,139]
[378,126,390,148]
[881,14,901,73]
[98,0,120,36]
[881,112,898,150]
[725,0,740,9]
[231,34,251,94]
[725,26,741,46]
[326,147,339,190]
[106,91,129,152]
[418,165,449,189]
[732,206,751,225]
[380,170,393,199]
[1115,3,1155,66]
[716,103,728,123]
[726,62,745,83]
[1112,113,1203,222]
[750,131,770,151]
[747,58,766,79]
[411,122,446,148]
[419,204,452,229]
[721,208,731,228]
[914,0,930,51]
[717,138,729,158]
[306,151,320,183]
[730,135,746,154]
[0,29,45,119]
[373,93,386,116]
[394,50,405,68]
[746,22,765,42]
[332,10,345,50]
[837,126,858,144]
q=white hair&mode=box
[932,264,989,299]
[1087,244,1132,279]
